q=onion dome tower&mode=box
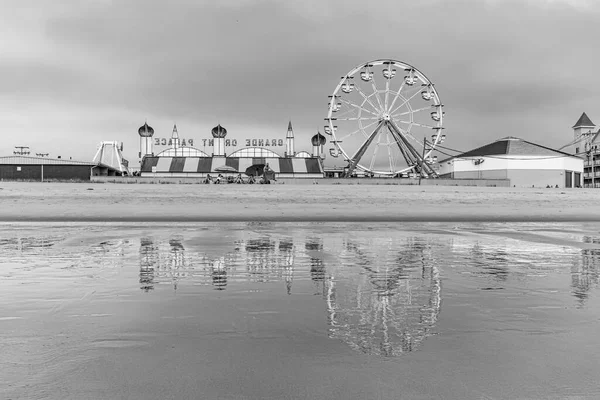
[285,120,295,157]
[211,124,227,157]
[311,131,326,158]
[138,122,155,159]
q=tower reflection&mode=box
[572,238,600,307]
[210,257,228,290]
[139,237,157,292]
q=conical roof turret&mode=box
[573,112,595,128]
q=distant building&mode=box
[568,112,600,188]
[138,122,325,179]
[91,141,130,176]
[0,156,95,181]
[438,137,583,188]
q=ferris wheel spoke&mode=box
[332,107,359,121]
[388,87,423,116]
[337,119,380,142]
[393,105,434,117]
[392,122,425,150]
[354,85,383,115]
[409,122,439,130]
[387,80,406,113]
[384,79,390,111]
[338,97,378,117]
[335,116,380,121]
[367,65,386,112]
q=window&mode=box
[16,166,21,171]
[576,147,579,154]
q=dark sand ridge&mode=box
[1,182,600,222]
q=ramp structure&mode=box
[92,141,130,176]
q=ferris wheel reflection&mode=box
[324,237,442,357]
[135,233,443,356]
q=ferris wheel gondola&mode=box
[326,59,445,177]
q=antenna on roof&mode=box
[14,146,30,155]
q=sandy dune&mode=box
[1,181,599,222]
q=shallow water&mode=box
[1,222,600,399]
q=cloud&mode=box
[1,0,599,161]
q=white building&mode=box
[438,136,583,188]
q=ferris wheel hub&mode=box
[381,113,391,121]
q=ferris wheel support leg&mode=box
[345,121,385,178]
[386,121,427,174]
[388,121,438,178]
[386,124,418,169]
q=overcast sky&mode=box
[2,0,599,164]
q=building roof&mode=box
[573,112,595,128]
[228,147,281,158]
[156,147,209,157]
[140,156,323,175]
[441,137,576,162]
[0,156,93,165]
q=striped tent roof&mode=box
[140,156,323,174]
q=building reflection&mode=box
[139,237,158,292]
[572,237,600,307]
[280,239,294,295]
[210,257,228,290]
[306,238,325,295]
[244,237,295,294]
[138,236,187,291]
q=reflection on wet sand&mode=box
[2,224,600,361]
[133,233,444,356]
[572,237,600,307]
[325,237,442,356]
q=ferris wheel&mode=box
[326,59,445,177]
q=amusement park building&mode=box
[437,137,583,188]
[138,122,325,178]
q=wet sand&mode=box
[1,181,599,222]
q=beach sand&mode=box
[1,181,599,222]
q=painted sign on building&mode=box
[153,138,285,148]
